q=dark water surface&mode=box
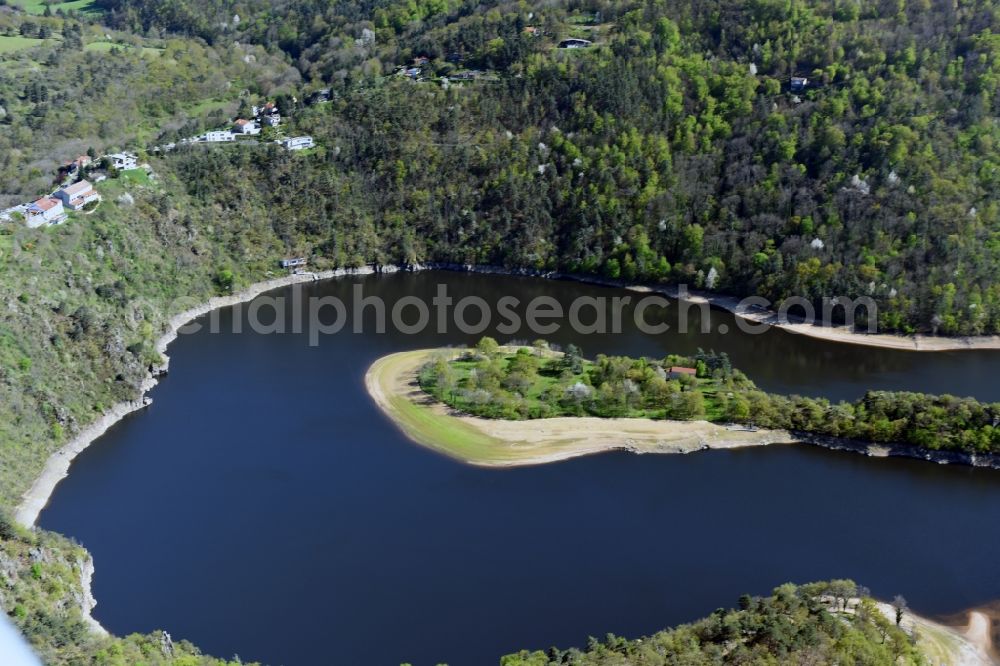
[40,273,1000,665]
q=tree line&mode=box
[421,338,1000,455]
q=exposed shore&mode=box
[417,263,1000,352]
[871,602,995,665]
[16,261,1000,527]
[14,265,397,529]
[14,264,1000,642]
[366,349,800,467]
[367,348,1000,471]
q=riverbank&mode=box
[871,603,995,665]
[15,261,1000,526]
[13,265,1000,648]
[365,349,799,466]
[13,265,397,529]
[11,266,397,636]
[416,263,1000,352]
[368,346,1000,472]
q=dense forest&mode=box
[82,0,1000,335]
[422,339,1000,455]
[4,0,1000,333]
[501,580,924,665]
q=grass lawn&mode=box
[366,350,507,462]
[15,0,100,15]
[0,36,49,54]
[84,41,116,52]
[85,41,164,57]
[118,168,152,187]
[187,98,236,117]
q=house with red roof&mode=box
[233,118,261,135]
[24,197,66,228]
[61,155,92,176]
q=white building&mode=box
[54,180,101,211]
[203,131,235,142]
[24,197,65,227]
[108,152,138,170]
[233,119,261,135]
[280,136,314,151]
[261,114,280,127]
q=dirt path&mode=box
[365,349,799,467]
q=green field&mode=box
[85,41,164,57]
[83,41,117,52]
[0,36,48,53]
[118,168,152,186]
[366,351,507,463]
[15,0,99,15]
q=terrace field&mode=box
[0,35,49,53]
[14,0,99,15]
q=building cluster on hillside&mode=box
[4,179,101,229]
[1,150,144,228]
[394,53,496,86]
[163,99,313,152]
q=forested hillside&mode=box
[84,0,1000,335]
[0,8,297,198]
[502,581,925,665]
[0,0,998,661]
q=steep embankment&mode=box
[14,266,393,528]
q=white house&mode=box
[108,152,137,170]
[203,130,235,142]
[261,114,280,127]
[24,197,65,227]
[55,180,101,211]
[233,119,261,135]
[280,136,314,151]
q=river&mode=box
[39,271,1000,665]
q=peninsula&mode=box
[367,339,1000,468]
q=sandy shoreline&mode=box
[17,262,1000,527]
[12,263,1000,643]
[11,266,393,635]
[416,263,1000,352]
[869,602,995,665]
[14,265,395,529]
[366,349,800,467]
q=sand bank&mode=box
[365,349,798,467]
[873,603,996,665]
